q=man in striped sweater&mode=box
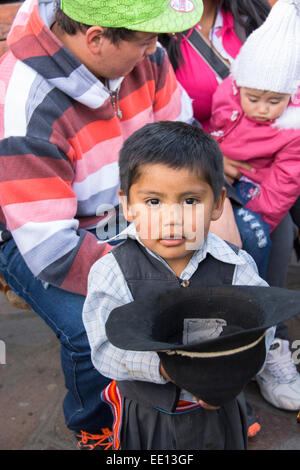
[0,0,203,449]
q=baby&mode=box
[210,0,300,233]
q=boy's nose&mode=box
[162,203,183,225]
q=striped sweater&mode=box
[0,0,193,295]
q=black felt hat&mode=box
[106,286,300,406]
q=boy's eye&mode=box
[146,198,160,206]
[184,198,198,205]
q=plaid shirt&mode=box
[83,225,274,401]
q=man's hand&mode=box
[223,155,255,184]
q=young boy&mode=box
[82,121,271,450]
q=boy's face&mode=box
[240,87,291,122]
[119,163,225,276]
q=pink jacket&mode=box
[210,76,300,231]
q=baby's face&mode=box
[240,87,291,122]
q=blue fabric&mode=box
[0,237,112,432]
[233,206,271,280]
[234,180,260,206]
[232,180,272,280]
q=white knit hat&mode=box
[231,0,300,95]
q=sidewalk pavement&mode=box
[0,253,300,450]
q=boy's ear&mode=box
[211,187,226,222]
[118,189,133,222]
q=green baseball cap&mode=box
[60,0,203,33]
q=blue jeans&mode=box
[232,180,272,280]
[233,206,272,280]
[0,238,112,432]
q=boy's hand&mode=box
[223,155,255,184]
[159,362,173,382]
[193,397,221,410]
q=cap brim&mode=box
[106,286,300,353]
[125,0,203,33]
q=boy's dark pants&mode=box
[120,393,248,450]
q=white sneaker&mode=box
[256,338,300,410]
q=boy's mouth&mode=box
[159,236,186,246]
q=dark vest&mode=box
[111,237,239,412]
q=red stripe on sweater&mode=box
[67,118,122,159]
[60,231,110,295]
[154,68,178,112]
[9,31,60,60]
[0,177,73,205]
[119,81,155,121]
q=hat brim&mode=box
[106,286,300,406]
[106,286,300,353]
[125,0,203,33]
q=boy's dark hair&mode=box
[119,121,225,201]
[54,1,137,44]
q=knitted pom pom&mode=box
[231,0,300,94]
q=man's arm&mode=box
[0,136,109,295]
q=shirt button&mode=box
[181,280,190,287]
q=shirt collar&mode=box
[99,223,245,274]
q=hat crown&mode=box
[61,0,167,27]
[231,0,300,95]
[60,0,203,34]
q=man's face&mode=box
[93,31,158,79]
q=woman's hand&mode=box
[223,155,254,184]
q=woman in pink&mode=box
[159,0,270,130]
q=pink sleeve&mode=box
[246,141,300,231]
